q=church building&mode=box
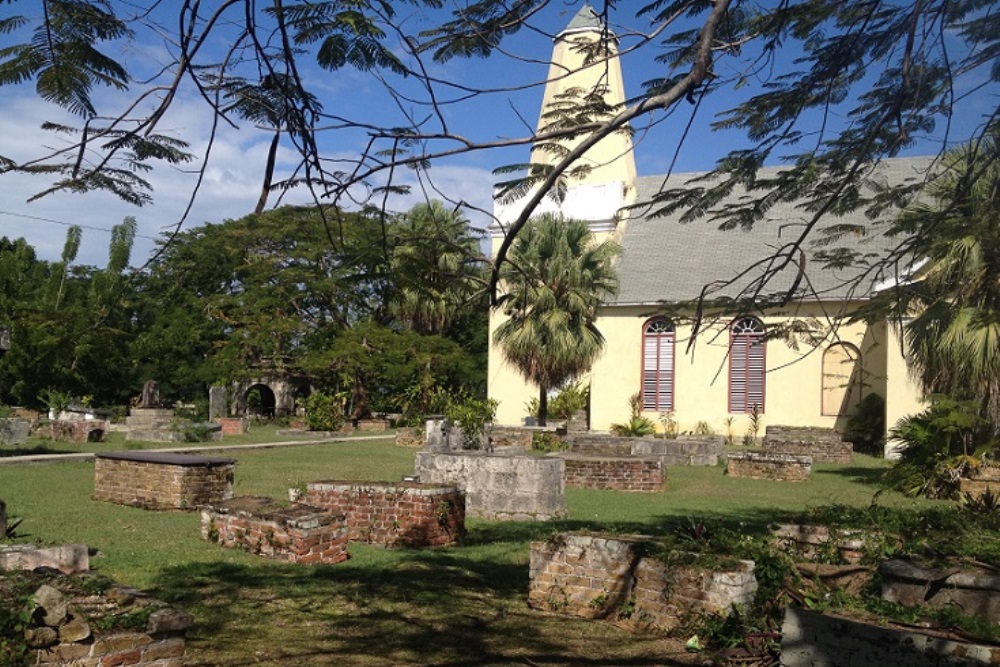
[487,5,927,453]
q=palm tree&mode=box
[391,200,486,336]
[894,130,1000,432]
[493,213,619,426]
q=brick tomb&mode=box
[201,496,350,564]
[726,451,812,481]
[548,452,664,492]
[762,425,853,464]
[529,533,757,631]
[93,451,235,510]
[296,480,465,548]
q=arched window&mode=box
[642,318,675,411]
[729,316,766,413]
[822,342,863,416]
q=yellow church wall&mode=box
[488,299,922,438]
[880,318,927,457]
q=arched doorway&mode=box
[244,383,276,419]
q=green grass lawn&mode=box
[0,439,969,666]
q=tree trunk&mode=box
[538,385,548,427]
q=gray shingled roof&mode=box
[611,157,935,306]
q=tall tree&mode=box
[2,1,997,308]
[493,213,618,425]
[390,200,486,336]
[888,132,1000,431]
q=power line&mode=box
[0,210,161,241]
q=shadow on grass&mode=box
[814,465,888,487]
[0,444,80,457]
[150,543,698,667]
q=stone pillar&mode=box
[425,416,451,451]
[209,386,228,420]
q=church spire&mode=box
[533,3,635,190]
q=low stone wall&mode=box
[201,495,350,564]
[355,418,392,431]
[216,416,249,435]
[40,419,108,443]
[94,451,235,510]
[565,433,721,466]
[773,524,867,564]
[529,533,757,631]
[879,559,1000,625]
[960,468,1000,500]
[765,425,841,443]
[0,544,89,574]
[297,480,464,548]
[395,426,424,447]
[17,573,192,667]
[781,605,1000,667]
[0,418,31,444]
[761,439,853,464]
[415,451,566,520]
[632,435,722,466]
[726,451,812,481]
[489,426,534,450]
[549,453,664,492]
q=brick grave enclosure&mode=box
[296,480,465,548]
[529,533,757,632]
[547,452,664,492]
[93,451,235,510]
[201,495,350,564]
[215,416,249,435]
[726,451,812,481]
[879,559,1000,625]
[41,419,109,443]
[960,467,1000,500]
[773,524,867,564]
[762,425,853,464]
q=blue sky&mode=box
[0,2,991,266]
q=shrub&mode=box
[445,395,498,450]
[610,416,656,437]
[550,382,588,423]
[844,393,886,455]
[304,391,346,432]
[885,396,996,499]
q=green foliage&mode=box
[693,420,715,436]
[844,393,886,455]
[445,394,498,450]
[531,431,568,453]
[742,404,763,446]
[885,396,997,499]
[659,411,678,438]
[962,488,1000,516]
[37,388,72,413]
[610,416,656,438]
[549,382,589,423]
[304,391,346,432]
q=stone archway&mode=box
[244,383,276,418]
[231,375,313,419]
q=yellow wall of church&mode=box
[488,301,924,438]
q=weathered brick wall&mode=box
[781,606,1000,667]
[773,524,867,564]
[529,534,757,631]
[633,557,758,632]
[566,433,721,465]
[765,425,842,443]
[22,575,192,667]
[960,468,1000,500]
[215,416,249,435]
[355,418,392,431]
[632,435,722,466]
[761,438,853,464]
[395,426,424,447]
[489,426,534,450]
[415,452,566,520]
[298,481,464,548]
[726,451,812,481]
[41,419,108,443]
[201,495,349,564]
[879,559,1000,625]
[94,452,235,510]
[551,453,664,492]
